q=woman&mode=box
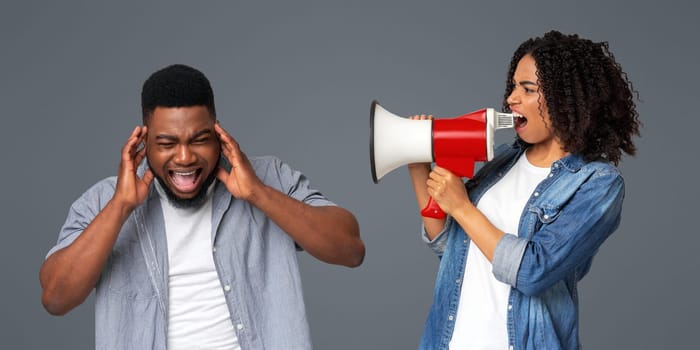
[409,30,640,349]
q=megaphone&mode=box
[370,100,515,219]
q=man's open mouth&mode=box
[169,168,203,193]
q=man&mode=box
[40,64,365,349]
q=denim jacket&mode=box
[47,156,334,350]
[420,142,625,350]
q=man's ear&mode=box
[139,127,149,153]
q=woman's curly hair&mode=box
[503,30,641,165]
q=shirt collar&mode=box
[511,139,586,173]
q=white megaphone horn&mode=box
[370,100,515,219]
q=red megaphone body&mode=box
[370,100,514,219]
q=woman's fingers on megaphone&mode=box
[426,166,469,215]
[430,166,461,191]
[408,114,434,120]
[431,165,452,177]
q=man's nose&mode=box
[174,145,196,165]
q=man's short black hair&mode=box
[141,64,216,124]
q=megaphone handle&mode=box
[421,197,447,219]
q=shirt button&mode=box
[509,346,514,350]
[448,315,454,321]
[508,304,513,310]
[224,284,231,292]
[236,324,244,330]
[549,173,554,178]
[213,247,217,252]
[543,214,549,219]
[534,192,539,197]
[455,279,461,285]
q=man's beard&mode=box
[148,160,219,209]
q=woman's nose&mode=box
[506,89,519,106]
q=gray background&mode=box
[1,0,697,349]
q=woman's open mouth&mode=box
[513,112,527,129]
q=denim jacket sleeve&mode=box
[492,164,625,296]
[421,216,455,257]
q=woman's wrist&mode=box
[451,200,478,223]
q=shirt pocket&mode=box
[533,204,562,224]
[530,169,593,227]
[105,238,158,300]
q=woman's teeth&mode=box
[513,113,527,127]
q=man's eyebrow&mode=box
[191,129,213,140]
[154,129,213,142]
[155,134,178,142]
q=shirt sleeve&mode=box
[492,169,625,296]
[45,178,116,258]
[260,156,336,207]
[254,156,337,252]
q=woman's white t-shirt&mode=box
[449,153,550,349]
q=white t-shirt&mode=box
[156,182,240,350]
[449,152,550,349]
